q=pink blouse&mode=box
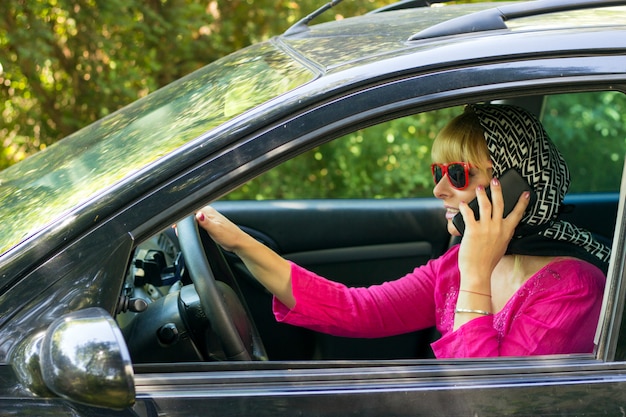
[273,245,606,358]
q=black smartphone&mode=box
[452,168,536,235]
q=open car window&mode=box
[119,91,626,366]
[541,92,626,194]
[226,91,626,201]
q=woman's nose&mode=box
[433,174,452,198]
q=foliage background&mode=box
[0,0,504,169]
[229,92,626,200]
[1,0,625,197]
[0,0,396,169]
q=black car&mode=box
[2,0,626,415]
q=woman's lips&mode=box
[445,207,459,220]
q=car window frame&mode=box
[126,57,626,379]
[596,160,626,361]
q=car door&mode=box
[125,69,626,417]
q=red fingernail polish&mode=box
[198,212,205,221]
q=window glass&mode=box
[0,43,314,255]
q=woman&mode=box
[195,104,611,358]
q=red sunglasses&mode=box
[431,162,473,190]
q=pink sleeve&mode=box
[431,260,605,358]
[272,257,445,338]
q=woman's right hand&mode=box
[195,206,245,253]
[195,205,295,308]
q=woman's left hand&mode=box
[457,177,530,291]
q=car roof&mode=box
[1,0,625,262]
[279,2,626,73]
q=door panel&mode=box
[213,199,449,282]
[561,194,619,245]
[133,360,626,417]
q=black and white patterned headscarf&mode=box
[469,103,611,272]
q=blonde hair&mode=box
[431,108,491,173]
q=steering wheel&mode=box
[176,215,266,361]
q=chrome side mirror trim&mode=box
[13,307,135,410]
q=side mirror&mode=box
[13,307,135,410]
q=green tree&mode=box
[229,107,463,200]
[0,0,391,169]
[230,91,626,200]
[542,92,626,193]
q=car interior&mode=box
[116,90,625,364]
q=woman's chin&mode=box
[447,221,461,237]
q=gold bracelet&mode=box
[455,308,492,316]
[459,289,491,298]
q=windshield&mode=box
[0,42,314,255]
